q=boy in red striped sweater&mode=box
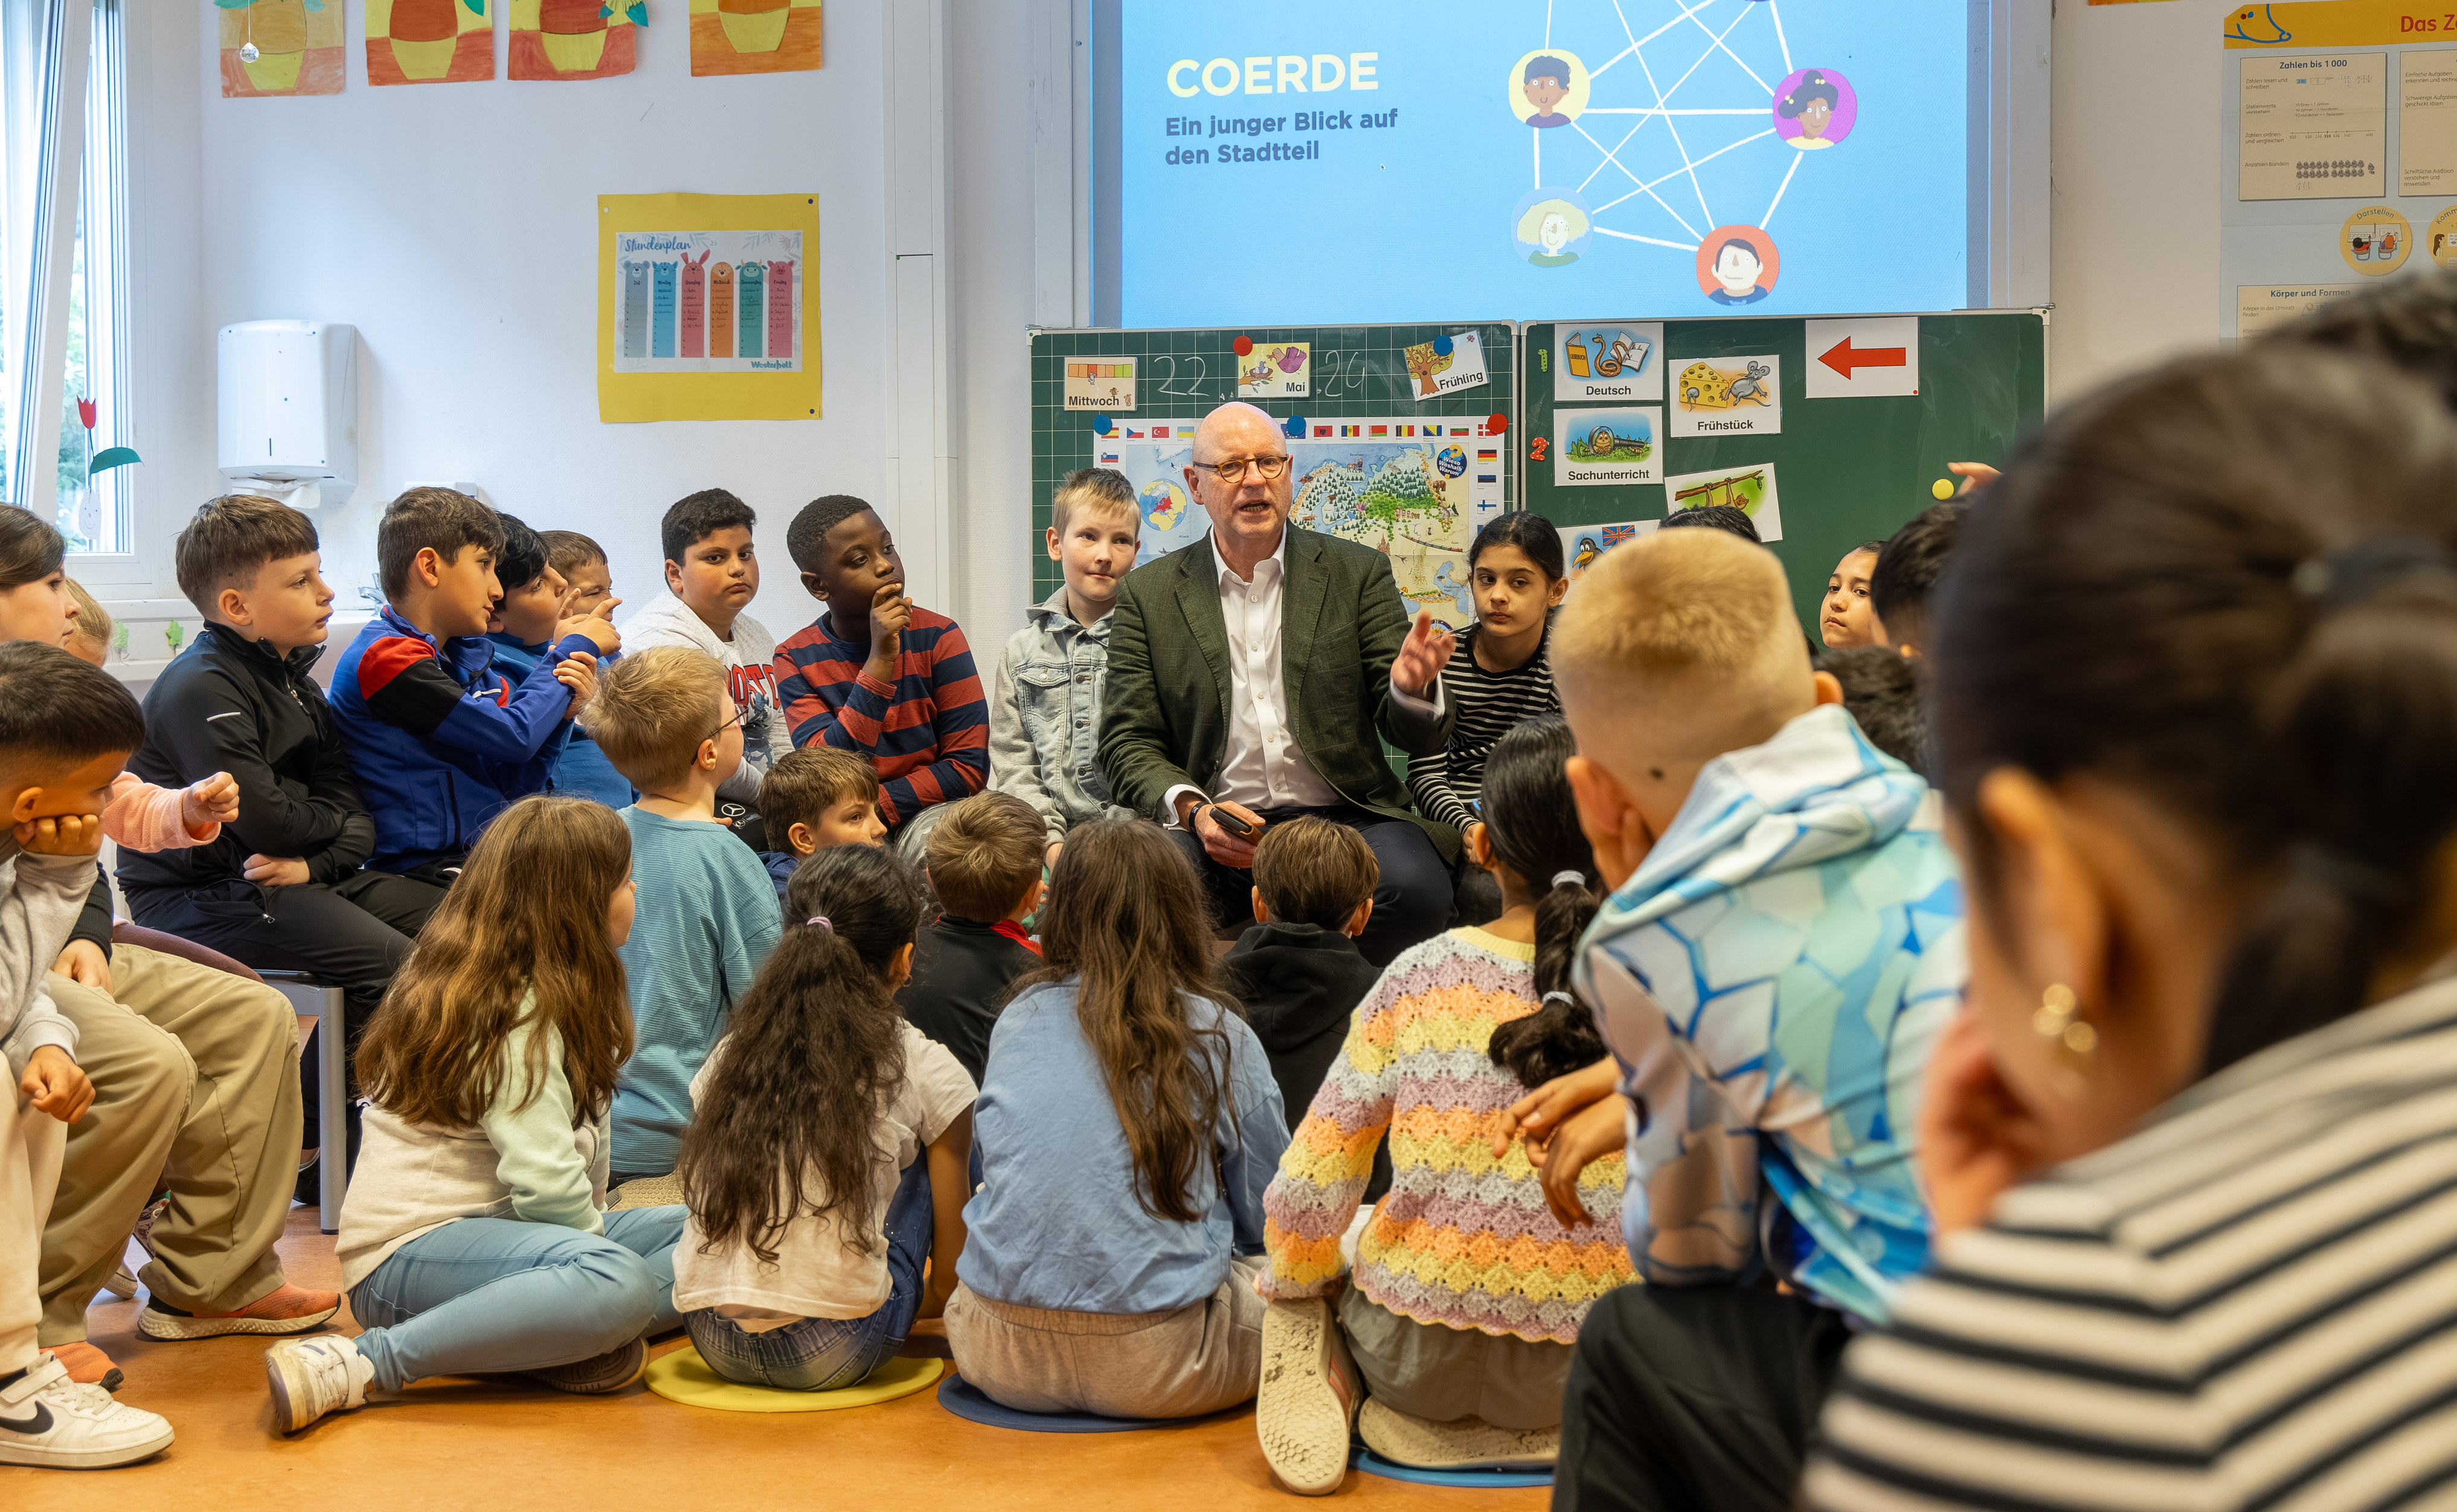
[773,496,988,862]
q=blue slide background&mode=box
[1111,0,1970,327]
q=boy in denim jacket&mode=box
[987,469,1140,865]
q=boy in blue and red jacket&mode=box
[329,489,618,880]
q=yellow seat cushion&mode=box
[643,1347,943,1413]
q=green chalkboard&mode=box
[1521,312,2047,634]
[1029,323,1518,605]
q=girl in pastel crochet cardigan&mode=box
[1254,719,1634,1491]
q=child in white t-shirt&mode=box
[672,844,974,1389]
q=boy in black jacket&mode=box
[894,791,1044,1086]
[117,496,446,1177]
[1224,816,1383,1131]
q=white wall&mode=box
[167,5,897,638]
[116,2,2226,656]
[2047,0,2220,402]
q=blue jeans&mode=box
[684,1157,933,1391]
[347,1206,687,1392]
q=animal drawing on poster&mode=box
[680,251,709,358]
[621,260,650,359]
[1678,359,1772,409]
[652,261,678,358]
[766,261,794,360]
[1434,559,1475,618]
[708,263,735,358]
[737,262,766,358]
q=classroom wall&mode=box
[112,3,2222,665]
[161,5,896,642]
[2048,0,2217,402]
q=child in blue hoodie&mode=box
[331,490,618,879]
[1522,528,1963,1511]
[486,516,630,808]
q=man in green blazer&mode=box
[1099,402,1462,964]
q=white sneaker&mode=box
[265,1335,373,1432]
[101,1197,169,1301]
[1256,1297,1361,1496]
[0,1353,174,1469]
[1358,1397,1558,1470]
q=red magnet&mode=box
[1232,336,1254,356]
[1486,412,1510,434]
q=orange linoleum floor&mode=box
[4,1206,1548,1511]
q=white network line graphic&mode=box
[1526,0,1815,260]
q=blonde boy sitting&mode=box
[1528,529,1963,1510]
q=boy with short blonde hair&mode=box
[588,647,781,1184]
[1542,528,1962,1506]
[753,746,885,899]
[988,469,1142,862]
[894,790,1045,1084]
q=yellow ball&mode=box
[1931,478,1955,501]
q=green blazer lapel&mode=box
[1174,533,1233,722]
[1279,527,1330,721]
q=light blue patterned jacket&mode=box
[1575,702,1964,1324]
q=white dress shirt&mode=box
[1164,527,1441,827]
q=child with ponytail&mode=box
[946,818,1291,1421]
[265,796,684,1431]
[671,845,975,1390]
[1254,719,1634,1493]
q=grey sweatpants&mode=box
[1337,1284,1575,1430]
[944,1254,1265,1420]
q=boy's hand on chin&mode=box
[16,813,102,856]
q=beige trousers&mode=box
[3,1077,66,1373]
[39,944,301,1341]
[944,1255,1265,1420]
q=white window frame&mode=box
[63,0,140,581]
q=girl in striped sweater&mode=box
[1256,719,1633,1493]
[1406,513,1567,927]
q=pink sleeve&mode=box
[101,772,217,852]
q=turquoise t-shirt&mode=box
[609,806,781,1174]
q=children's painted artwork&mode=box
[1664,463,1784,542]
[1552,406,1661,487]
[1403,331,1489,400]
[599,193,823,422]
[1238,344,1311,400]
[1556,519,1659,598]
[614,231,803,373]
[1669,354,1783,438]
[510,0,644,80]
[365,0,493,85]
[1552,322,1662,403]
[689,0,822,77]
[219,0,345,97]
[1064,359,1137,412]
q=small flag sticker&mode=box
[1313,424,1331,437]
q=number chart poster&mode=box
[597,193,823,423]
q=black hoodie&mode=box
[1224,921,1384,1131]
[117,623,377,899]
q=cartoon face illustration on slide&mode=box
[1523,56,1572,127]
[1773,67,1857,150]
[1694,225,1779,306]
[1513,189,1593,267]
[1506,48,1587,129]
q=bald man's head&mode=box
[1184,401,1294,565]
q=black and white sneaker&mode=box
[0,1353,173,1469]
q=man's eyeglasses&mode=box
[707,705,745,742]
[1200,453,1291,484]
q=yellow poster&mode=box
[597,193,824,423]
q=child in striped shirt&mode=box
[1256,719,1633,1492]
[1407,514,1567,926]
[774,496,988,865]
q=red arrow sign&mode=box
[1819,337,1908,379]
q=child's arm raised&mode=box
[917,1106,972,1320]
[353,629,601,767]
